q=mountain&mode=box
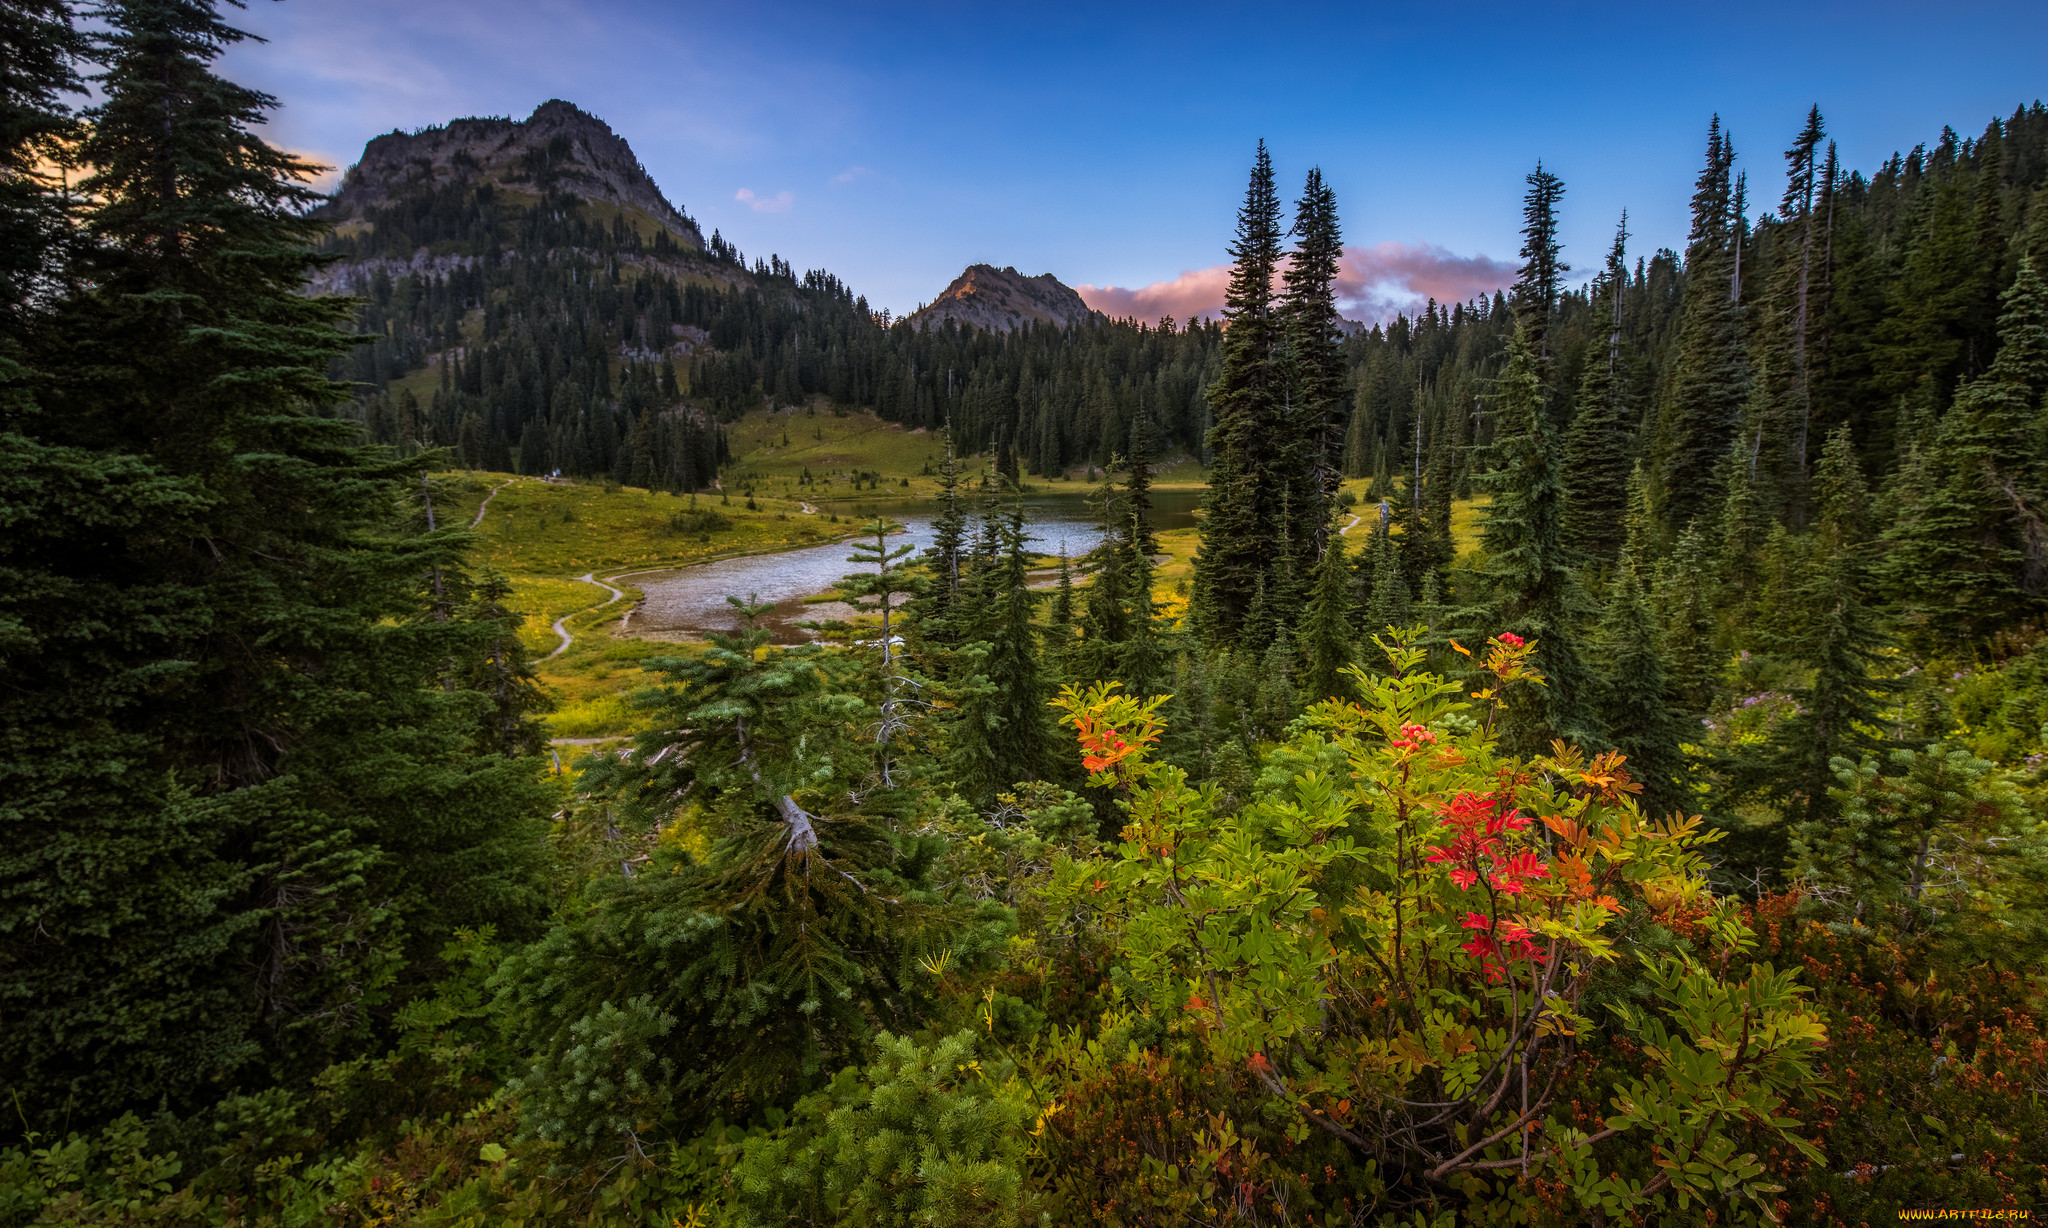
[908,264,1100,333]
[320,99,703,249]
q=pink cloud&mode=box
[1077,243,1516,327]
[1337,242,1516,322]
[1076,265,1232,324]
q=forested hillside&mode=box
[7,0,2048,1223]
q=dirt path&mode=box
[1339,512,1362,536]
[547,572,626,660]
[470,480,513,528]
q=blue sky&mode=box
[225,0,2048,320]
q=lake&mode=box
[622,488,1201,643]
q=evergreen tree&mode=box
[1876,264,2048,647]
[1659,118,1750,532]
[1563,217,1635,564]
[918,432,968,641]
[1466,322,1602,751]
[1194,142,1286,644]
[1596,549,1689,817]
[1280,165,1347,552]
[1124,411,1159,558]
[1774,425,1892,827]
[0,0,81,331]
[506,600,943,1150]
[1364,521,1413,636]
[1297,521,1359,703]
[1656,525,1722,715]
[834,520,924,788]
[949,496,1062,805]
[3,0,552,1128]
[1512,162,1570,421]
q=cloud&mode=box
[735,187,795,214]
[1337,242,1517,322]
[1077,243,1517,327]
[831,165,875,184]
[1075,265,1232,323]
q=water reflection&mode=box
[626,488,1199,644]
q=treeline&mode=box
[331,172,1227,484]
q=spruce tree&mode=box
[1877,262,2048,646]
[0,0,81,330]
[3,0,553,1126]
[1596,549,1689,817]
[1194,142,1285,644]
[949,496,1062,805]
[1365,520,1413,635]
[1466,322,1603,751]
[1297,522,1358,703]
[1656,524,1722,712]
[1774,425,1892,827]
[1563,217,1636,564]
[506,600,939,1150]
[1280,165,1347,552]
[1659,118,1750,532]
[834,521,924,788]
[1511,162,1570,422]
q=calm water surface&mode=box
[626,489,1199,643]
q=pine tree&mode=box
[1877,262,2048,646]
[1596,549,1689,817]
[507,599,938,1150]
[1365,520,1413,635]
[949,496,1062,805]
[1194,142,1286,645]
[834,520,924,788]
[1774,425,1892,827]
[1280,166,1347,552]
[1297,522,1358,703]
[1563,217,1635,564]
[1659,118,1750,532]
[0,0,81,331]
[1512,162,1570,422]
[3,0,552,1126]
[1466,322,1602,751]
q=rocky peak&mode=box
[908,264,1099,333]
[322,99,701,247]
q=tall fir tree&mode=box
[1876,258,2048,647]
[1659,117,1750,533]
[949,494,1062,805]
[3,0,552,1129]
[1563,216,1636,565]
[1465,322,1603,752]
[1280,166,1347,555]
[1194,142,1286,645]
[1772,425,1892,829]
[1511,162,1570,424]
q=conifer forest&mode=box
[11,2,2048,1224]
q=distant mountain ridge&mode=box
[909,264,1100,333]
[321,99,703,249]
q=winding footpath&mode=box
[470,479,513,528]
[547,572,625,659]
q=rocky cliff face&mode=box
[908,264,1099,333]
[321,99,701,247]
